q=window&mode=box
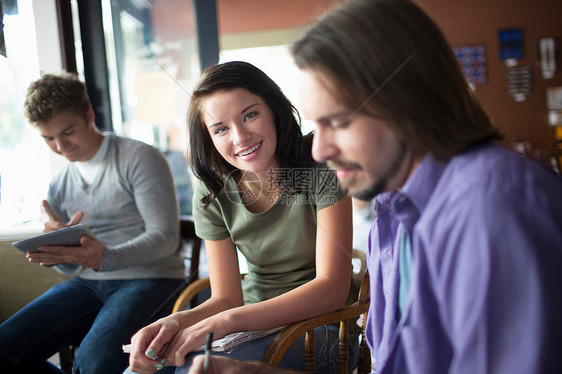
[100,0,201,215]
[215,0,338,135]
[0,0,57,236]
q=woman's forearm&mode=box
[175,295,245,330]
[219,275,350,334]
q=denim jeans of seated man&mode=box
[124,325,361,374]
[0,277,185,374]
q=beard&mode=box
[332,140,408,201]
[352,179,387,201]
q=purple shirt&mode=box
[366,143,562,373]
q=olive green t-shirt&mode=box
[193,164,344,304]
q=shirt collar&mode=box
[374,191,398,217]
[372,153,446,238]
[400,152,446,214]
[79,135,109,166]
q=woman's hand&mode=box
[129,310,232,371]
[162,311,231,367]
[128,315,181,373]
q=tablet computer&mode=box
[12,224,97,253]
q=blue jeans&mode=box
[0,277,185,374]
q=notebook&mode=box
[122,326,286,355]
[204,326,286,352]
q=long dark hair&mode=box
[188,61,313,206]
[292,0,502,161]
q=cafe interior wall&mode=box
[417,0,562,154]
[214,0,562,153]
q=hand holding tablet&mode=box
[12,224,97,253]
[12,224,99,268]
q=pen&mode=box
[204,331,213,374]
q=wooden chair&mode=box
[173,275,216,312]
[172,250,371,373]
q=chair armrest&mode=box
[172,277,211,313]
[263,300,369,366]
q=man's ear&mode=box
[86,105,95,127]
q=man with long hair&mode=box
[189,0,562,373]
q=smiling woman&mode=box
[201,88,279,177]
[124,61,359,374]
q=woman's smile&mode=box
[236,141,262,159]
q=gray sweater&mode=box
[47,134,185,280]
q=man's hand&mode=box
[26,235,104,270]
[188,355,301,374]
[29,200,103,269]
[42,200,84,233]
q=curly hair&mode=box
[24,72,91,125]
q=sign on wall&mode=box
[453,44,487,85]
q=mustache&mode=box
[327,160,362,171]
